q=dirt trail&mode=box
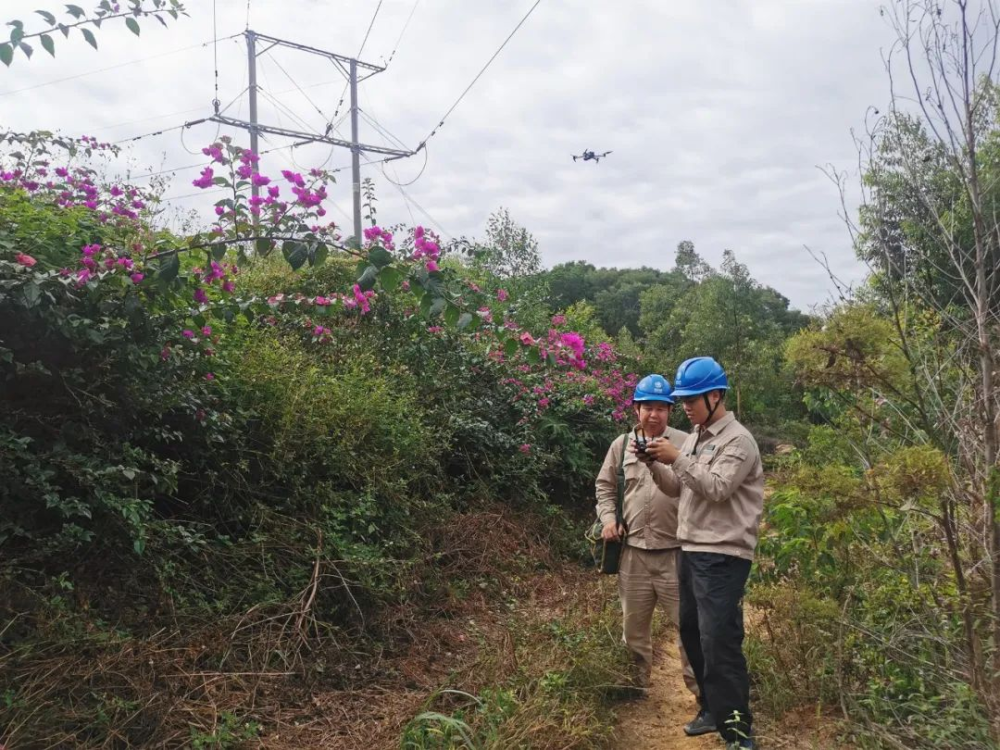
[613,631,718,750]
[614,631,846,750]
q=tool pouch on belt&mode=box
[591,434,628,574]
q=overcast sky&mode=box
[1,0,901,311]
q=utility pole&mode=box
[214,30,413,245]
[246,30,260,203]
[349,58,362,244]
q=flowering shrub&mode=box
[0,129,637,602]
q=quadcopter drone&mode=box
[572,149,612,163]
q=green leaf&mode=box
[281,241,308,271]
[378,266,402,292]
[125,16,140,36]
[212,176,228,187]
[40,33,55,56]
[357,265,379,291]
[429,297,446,318]
[157,252,180,283]
[21,282,41,309]
[80,27,98,50]
[0,43,13,67]
[457,312,475,331]
[547,352,558,367]
[312,243,329,267]
[254,237,272,256]
[503,338,519,359]
[444,303,460,327]
[65,5,86,19]
[36,10,57,25]
[18,42,32,59]
[211,243,227,261]
[58,23,70,38]
[10,27,24,46]
[368,246,392,268]
[527,347,541,365]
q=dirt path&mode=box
[613,632,718,750]
[614,631,846,750]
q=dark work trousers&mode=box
[679,550,753,743]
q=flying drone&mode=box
[572,149,612,163]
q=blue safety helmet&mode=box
[672,357,728,397]
[632,374,674,404]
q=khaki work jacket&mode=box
[648,412,764,561]
[595,426,688,550]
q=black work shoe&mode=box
[683,708,716,736]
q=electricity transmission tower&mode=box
[212,30,414,244]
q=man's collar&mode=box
[699,411,735,437]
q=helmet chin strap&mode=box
[702,391,722,425]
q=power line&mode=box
[416,0,543,150]
[264,50,332,126]
[0,34,242,98]
[384,0,421,67]
[328,0,386,126]
[114,119,210,146]
[359,110,409,152]
[357,0,385,59]
[212,0,221,112]
[396,183,453,239]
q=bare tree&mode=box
[827,0,1000,721]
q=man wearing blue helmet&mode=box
[639,357,764,750]
[595,374,698,700]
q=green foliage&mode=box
[399,608,625,750]
[540,242,810,428]
[1,1,188,67]
[189,712,261,749]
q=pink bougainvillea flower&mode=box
[560,332,586,359]
[204,372,215,381]
[15,253,36,267]
[201,326,212,337]
[519,443,531,453]
[426,260,439,273]
[192,167,215,189]
[182,329,195,339]
[130,272,144,284]
[519,332,534,346]
[427,325,443,333]
[497,289,509,302]
[194,287,209,305]
[551,314,566,326]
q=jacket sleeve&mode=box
[647,461,681,496]
[671,434,757,503]
[595,438,621,526]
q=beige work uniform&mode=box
[647,412,764,560]
[596,426,698,695]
